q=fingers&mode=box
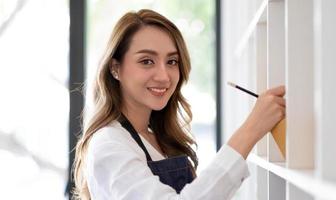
[266,85,286,97]
[260,89,286,107]
[274,96,286,107]
[269,95,286,119]
[259,90,286,119]
[275,103,286,120]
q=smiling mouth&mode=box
[147,87,168,96]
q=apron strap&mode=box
[118,113,153,162]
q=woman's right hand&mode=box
[227,85,286,159]
[242,85,286,142]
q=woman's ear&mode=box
[110,58,120,80]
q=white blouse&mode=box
[85,121,250,200]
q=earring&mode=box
[112,71,119,79]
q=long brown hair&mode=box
[72,9,197,200]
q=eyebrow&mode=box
[135,49,179,57]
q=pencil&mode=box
[227,81,259,98]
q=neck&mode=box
[121,103,151,134]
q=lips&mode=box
[147,87,168,97]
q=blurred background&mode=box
[0,0,219,199]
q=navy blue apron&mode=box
[118,115,194,193]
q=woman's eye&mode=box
[140,59,154,65]
[168,59,179,66]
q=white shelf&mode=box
[234,0,268,57]
[248,154,336,199]
[314,0,336,184]
[286,0,315,170]
[221,0,336,199]
[267,0,285,163]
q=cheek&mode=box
[173,69,180,86]
[119,63,143,83]
[170,71,181,99]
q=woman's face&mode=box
[114,26,180,112]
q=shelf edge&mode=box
[248,154,336,199]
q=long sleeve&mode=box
[85,124,249,200]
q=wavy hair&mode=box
[72,9,197,200]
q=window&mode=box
[0,1,69,199]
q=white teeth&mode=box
[149,88,167,93]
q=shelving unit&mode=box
[221,0,336,199]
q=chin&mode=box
[150,102,169,111]
[151,105,167,111]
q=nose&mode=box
[153,62,170,82]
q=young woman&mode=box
[73,9,286,200]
